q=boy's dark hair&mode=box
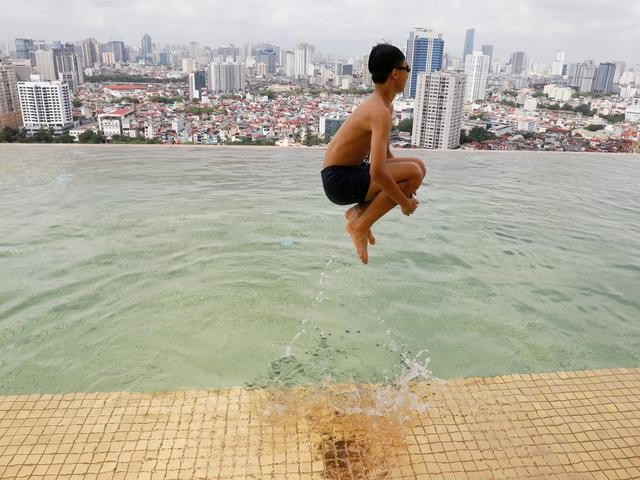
[368,43,406,84]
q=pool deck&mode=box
[1,367,639,480]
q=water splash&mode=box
[284,256,333,358]
[257,350,443,480]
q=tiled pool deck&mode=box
[1,367,639,479]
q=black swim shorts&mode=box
[321,161,371,205]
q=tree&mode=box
[0,126,27,143]
[72,98,83,107]
[53,133,76,143]
[574,104,596,116]
[303,127,321,146]
[461,126,496,144]
[585,124,605,132]
[77,130,104,143]
[601,113,625,124]
[396,118,413,132]
[29,128,54,143]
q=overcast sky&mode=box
[2,0,639,67]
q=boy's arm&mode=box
[369,112,411,211]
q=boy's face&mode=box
[392,62,411,92]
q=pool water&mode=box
[1,145,639,394]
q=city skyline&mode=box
[1,0,639,67]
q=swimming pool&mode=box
[1,145,639,394]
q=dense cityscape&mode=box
[1,29,639,152]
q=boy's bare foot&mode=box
[344,207,375,245]
[346,222,369,264]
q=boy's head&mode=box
[368,44,407,84]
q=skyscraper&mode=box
[411,71,466,149]
[0,65,22,129]
[464,51,490,102]
[294,43,315,77]
[509,52,527,75]
[612,61,626,84]
[572,61,597,93]
[141,34,152,56]
[593,63,616,93]
[480,45,493,66]
[208,62,245,93]
[17,80,73,135]
[404,28,444,98]
[254,44,278,74]
[551,51,566,76]
[80,38,101,69]
[463,29,475,59]
[188,72,199,99]
[141,34,153,63]
[14,38,34,60]
[33,49,57,81]
[105,41,127,63]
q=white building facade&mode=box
[626,98,640,122]
[208,62,245,93]
[551,50,565,76]
[98,108,136,138]
[464,51,490,102]
[17,80,73,134]
[411,71,466,149]
[294,43,314,77]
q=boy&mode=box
[321,43,426,264]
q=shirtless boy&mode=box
[321,43,426,264]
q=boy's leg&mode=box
[346,161,424,263]
[345,157,425,247]
[345,203,375,245]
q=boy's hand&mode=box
[401,197,419,216]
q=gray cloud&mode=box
[1,0,638,66]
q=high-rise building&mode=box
[404,28,444,98]
[411,71,466,149]
[463,29,475,59]
[105,41,127,63]
[188,72,199,99]
[254,44,278,74]
[284,51,295,77]
[612,61,626,84]
[294,43,315,77]
[14,38,34,60]
[509,51,527,75]
[0,65,22,129]
[464,51,490,102]
[188,41,201,59]
[480,45,493,66]
[53,43,83,91]
[593,63,616,93]
[572,61,597,93]
[80,38,101,69]
[182,58,196,74]
[208,62,245,93]
[551,50,565,76]
[33,49,57,81]
[319,113,347,140]
[188,70,207,99]
[17,80,73,135]
[141,34,152,57]
[362,54,372,87]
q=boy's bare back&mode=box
[322,96,392,169]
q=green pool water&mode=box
[1,145,639,394]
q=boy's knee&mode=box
[410,163,424,186]
[416,159,427,177]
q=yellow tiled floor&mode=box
[1,368,639,479]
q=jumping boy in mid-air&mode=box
[321,43,426,264]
